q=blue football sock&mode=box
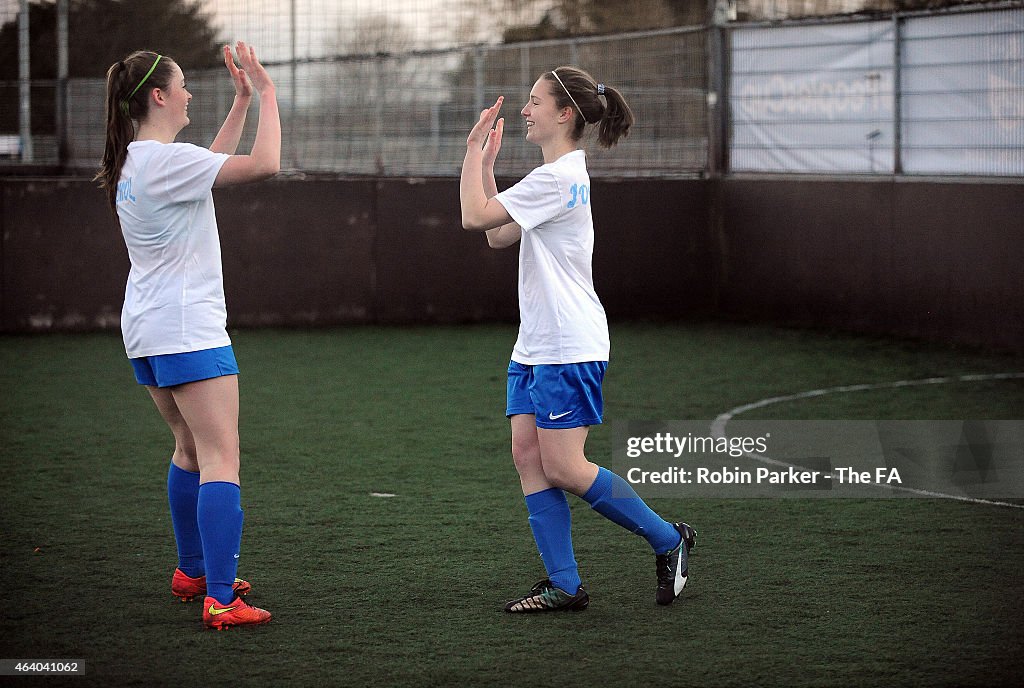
[197,481,244,605]
[167,462,204,578]
[525,487,581,595]
[582,467,681,554]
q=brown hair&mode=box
[542,66,634,148]
[94,51,177,213]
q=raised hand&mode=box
[233,41,275,95]
[467,96,503,150]
[223,44,252,98]
[482,117,504,168]
[210,41,279,157]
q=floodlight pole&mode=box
[892,13,903,175]
[706,0,730,178]
[57,0,69,168]
[290,0,298,169]
[19,0,33,162]
[473,47,484,116]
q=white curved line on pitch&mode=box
[711,373,1024,510]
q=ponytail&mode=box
[95,60,135,213]
[543,66,635,149]
[94,51,175,214]
[595,83,633,149]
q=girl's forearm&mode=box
[249,89,281,176]
[460,147,489,229]
[210,95,251,154]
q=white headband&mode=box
[551,69,589,124]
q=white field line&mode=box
[710,373,1024,510]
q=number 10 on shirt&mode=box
[567,183,589,208]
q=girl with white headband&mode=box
[96,42,279,630]
[460,66,696,612]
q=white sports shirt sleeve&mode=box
[493,150,610,365]
[117,141,231,358]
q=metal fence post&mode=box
[473,47,484,115]
[290,0,298,169]
[373,60,383,173]
[706,2,729,177]
[19,0,33,163]
[520,45,530,91]
[892,13,903,175]
[56,0,68,168]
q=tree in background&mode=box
[0,0,222,79]
[1,0,223,133]
[500,0,708,41]
[490,0,993,37]
[736,0,994,21]
[327,14,416,57]
[321,14,421,170]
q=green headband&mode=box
[121,55,163,115]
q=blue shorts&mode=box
[130,345,239,388]
[506,360,607,429]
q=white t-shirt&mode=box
[116,140,230,358]
[494,149,610,365]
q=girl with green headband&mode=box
[96,42,280,630]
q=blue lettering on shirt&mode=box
[116,177,136,204]
[567,182,589,208]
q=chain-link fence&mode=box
[266,26,708,177]
[1,0,1021,177]
[3,17,710,177]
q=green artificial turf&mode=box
[1,324,1021,686]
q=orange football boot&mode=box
[203,596,271,630]
[171,568,252,602]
